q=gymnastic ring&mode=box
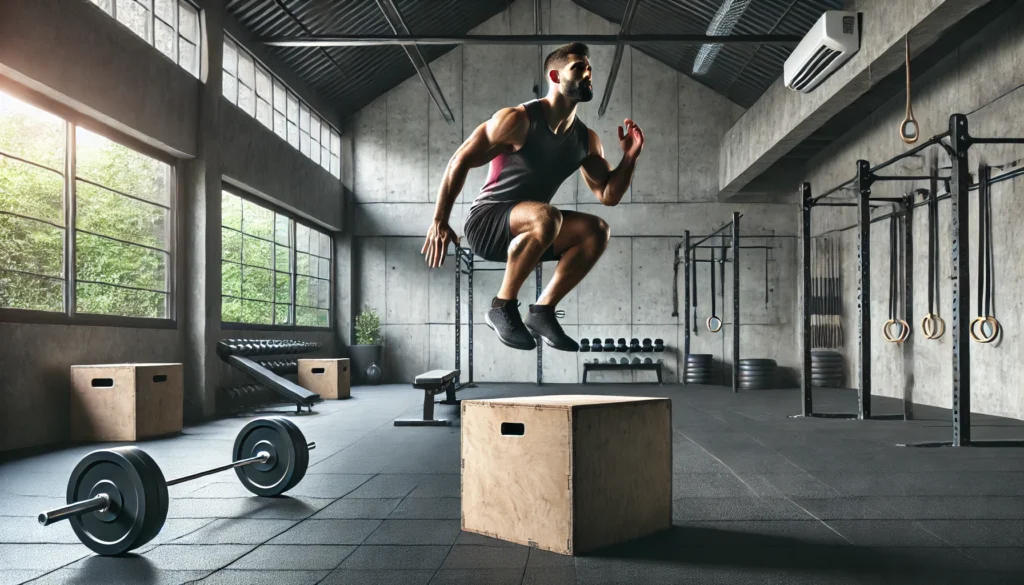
[921,313,945,340]
[882,319,900,343]
[970,316,1000,343]
[883,319,909,343]
[706,316,723,333]
[897,319,910,343]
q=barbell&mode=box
[37,417,314,556]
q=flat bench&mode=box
[394,369,461,427]
[583,362,663,384]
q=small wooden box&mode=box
[461,395,672,555]
[70,363,183,442]
[298,358,350,399]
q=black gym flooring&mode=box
[3,383,1024,584]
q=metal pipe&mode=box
[970,137,1024,144]
[800,184,812,415]
[263,33,805,47]
[689,217,740,249]
[868,132,950,173]
[731,212,740,394]
[599,0,641,117]
[872,175,945,182]
[856,161,872,420]
[38,495,109,526]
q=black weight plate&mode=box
[118,447,168,548]
[810,354,843,361]
[810,357,843,364]
[275,418,309,492]
[66,448,159,556]
[233,418,299,496]
[738,359,776,365]
[811,350,842,356]
[684,371,714,377]
[738,364,776,370]
[738,376,775,382]
[738,369,776,375]
[810,367,844,373]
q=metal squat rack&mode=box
[798,113,1024,447]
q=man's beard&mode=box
[564,80,594,102]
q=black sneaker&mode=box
[486,301,537,351]
[525,305,579,352]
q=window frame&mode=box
[220,185,332,332]
[89,0,201,79]
[0,80,177,329]
[220,34,343,179]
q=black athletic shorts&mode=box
[464,201,561,263]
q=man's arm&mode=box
[580,120,645,207]
[423,107,529,267]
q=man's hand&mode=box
[618,118,645,160]
[422,219,460,268]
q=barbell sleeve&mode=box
[38,494,110,526]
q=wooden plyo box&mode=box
[298,358,351,399]
[461,395,672,555]
[70,363,183,442]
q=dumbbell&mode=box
[37,417,313,556]
[615,338,628,352]
[644,357,653,364]
[591,338,603,352]
[580,339,591,352]
[604,339,615,353]
[642,338,653,352]
[608,357,618,364]
[628,338,641,353]
[654,339,665,352]
[620,357,629,364]
[631,357,641,365]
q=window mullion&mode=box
[66,122,76,317]
[290,219,297,325]
[174,0,180,68]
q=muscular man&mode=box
[422,42,644,352]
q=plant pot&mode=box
[349,344,383,384]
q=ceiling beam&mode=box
[263,34,804,48]
[598,0,641,117]
[374,0,455,124]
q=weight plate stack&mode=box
[810,350,844,388]
[737,358,777,390]
[685,354,714,385]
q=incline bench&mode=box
[394,369,461,426]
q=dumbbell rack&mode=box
[217,339,324,414]
[580,338,666,384]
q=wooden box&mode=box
[70,363,183,442]
[461,395,672,555]
[298,358,350,399]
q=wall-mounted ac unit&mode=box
[784,11,860,93]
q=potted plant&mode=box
[350,305,383,384]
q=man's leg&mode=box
[497,201,562,300]
[525,211,610,351]
[485,201,562,351]
[537,211,611,306]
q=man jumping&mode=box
[422,42,644,352]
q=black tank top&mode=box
[470,100,590,208]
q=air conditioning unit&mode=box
[784,11,860,93]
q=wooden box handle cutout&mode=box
[152,375,167,383]
[312,368,325,374]
[501,422,525,436]
[91,378,114,388]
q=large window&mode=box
[0,90,173,321]
[222,37,342,179]
[88,0,201,78]
[221,191,331,329]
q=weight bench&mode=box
[394,369,461,427]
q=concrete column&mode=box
[182,0,225,419]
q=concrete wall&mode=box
[805,1,1024,419]
[0,0,344,452]
[719,0,989,199]
[350,0,801,385]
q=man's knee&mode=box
[588,217,611,250]
[531,205,562,244]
